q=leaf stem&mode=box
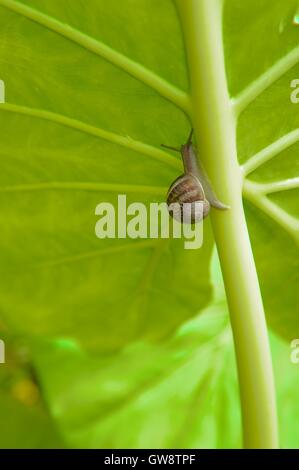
[176,0,279,448]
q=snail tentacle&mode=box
[162,129,229,224]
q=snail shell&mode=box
[167,173,210,224]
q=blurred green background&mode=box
[0,252,299,448]
[0,0,298,448]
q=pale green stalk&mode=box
[175,0,278,448]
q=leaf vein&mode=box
[0,0,191,114]
[233,45,299,115]
[243,179,299,245]
[33,240,158,269]
[242,129,299,176]
[0,181,167,196]
[0,103,181,170]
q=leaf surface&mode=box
[0,0,297,347]
[33,265,242,449]
[0,0,213,351]
[33,257,299,448]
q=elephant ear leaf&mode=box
[31,258,299,449]
[224,0,299,341]
[0,0,213,351]
[0,0,298,352]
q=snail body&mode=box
[162,129,229,224]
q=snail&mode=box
[162,129,229,224]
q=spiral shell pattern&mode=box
[167,174,210,224]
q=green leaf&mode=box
[33,259,243,449]
[0,0,298,449]
[33,319,299,449]
[0,0,213,351]
[224,0,299,341]
[0,0,297,348]
[32,256,299,449]
[34,313,241,449]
